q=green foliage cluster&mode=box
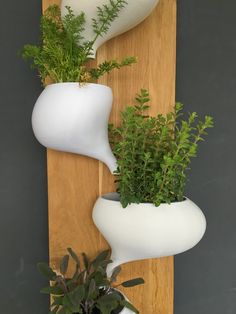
[109,89,214,207]
[38,248,144,314]
[21,2,136,85]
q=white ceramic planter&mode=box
[93,193,207,273]
[32,83,117,172]
[61,0,160,57]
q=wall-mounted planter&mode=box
[32,83,117,172]
[61,0,160,57]
[93,193,206,273]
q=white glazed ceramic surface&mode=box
[61,0,160,56]
[32,83,117,172]
[93,193,207,273]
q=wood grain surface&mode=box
[43,0,176,313]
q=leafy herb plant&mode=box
[109,89,214,207]
[21,2,136,85]
[38,248,144,314]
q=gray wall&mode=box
[0,0,236,313]
[0,0,49,313]
[175,1,236,313]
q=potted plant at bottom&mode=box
[21,2,136,172]
[38,248,144,314]
[93,89,214,271]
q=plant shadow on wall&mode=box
[20,2,137,172]
[93,89,214,271]
[38,248,144,314]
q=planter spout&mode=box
[99,149,118,173]
[61,0,160,55]
[32,83,116,173]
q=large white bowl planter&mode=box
[93,193,206,273]
[61,0,160,57]
[32,83,117,172]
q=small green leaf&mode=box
[37,263,57,280]
[60,255,69,276]
[89,270,109,287]
[88,278,96,297]
[81,252,89,270]
[40,286,64,295]
[110,266,121,282]
[121,278,145,288]
[96,294,119,314]
[71,264,79,281]
[51,296,63,306]
[62,295,73,308]
[121,300,139,313]
[97,294,119,304]
[99,259,113,268]
[67,248,80,266]
[91,250,110,268]
[67,285,85,306]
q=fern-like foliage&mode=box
[21,2,136,85]
[90,56,137,79]
[92,0,127,37]
[110,90,214,207]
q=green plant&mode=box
[21,2,136,85]
[109,89,214,207]
[38,248,144,314]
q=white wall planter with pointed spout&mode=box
[61,0,160,57]
[32,83,117,172]
[93,193,206,274]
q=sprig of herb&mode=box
[21,3,136,85]
[110,89,214,207]
[38,248,144,314]
[91,0,127,43]
[90,57,137,79]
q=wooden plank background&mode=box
[43,0,176,313]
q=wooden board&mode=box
[44,0,176,313]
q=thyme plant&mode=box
[21,2,136,85]
[110,90,214,207]
[38,248,144,314]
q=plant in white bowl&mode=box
[21,3,136,172]
[93,89,214,272]
[61,0,160,57]
[38,248,144,314]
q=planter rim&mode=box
[101,192,188,206]
[94,192,206,270]
[45,82,111,90]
